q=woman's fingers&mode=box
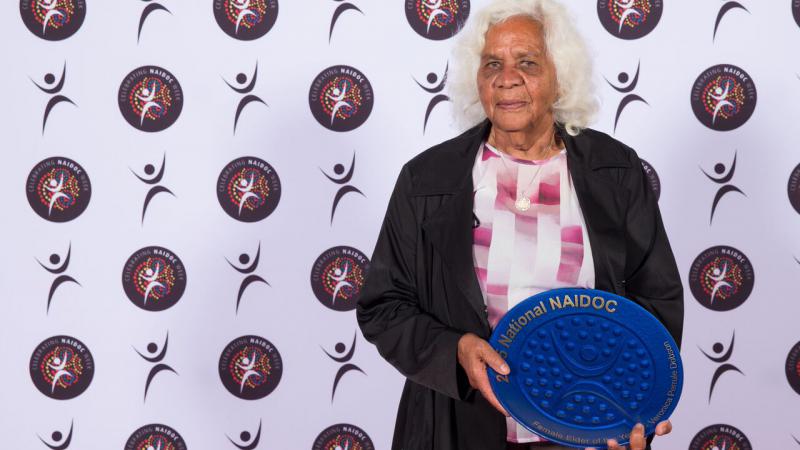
[457,334,509,416]
[479,341,509,374]
[476,342,510,415]
[606,423,645,450]
[480,383,509,416]
[602,421,669,449]
[470,362,508,415]
[629,423,646,450]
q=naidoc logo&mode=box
[137,0,171,44]
[597,0,662,39]
[640,158,661,201]
[218,335,283,400]
[38,419,74,449]
[310,246,369,312]
[38,242,81,314]
[789,162,800,215]
[217,157,281,222]
[786,340,800,396]
[691,64,757,131]
[118,66,184,132]
[122,246,187,311]
[124,424,187,450]
[689,424,753,450]
[29,335,94,400]
[405,0,470,41]
[309,65,374,132]
[26,157,91,223]
[135,332,177,402]
[700,331,743,403]
[20,0,86,40]
[320,152,365,225]
[323,332,366,402]
[712,1,749,42]
[214,0,278,40]
[689,246,754,312]
[312,424,374,450]
[227,419,262,449]
[131,152,176,225]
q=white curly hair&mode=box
[448,0,599,136]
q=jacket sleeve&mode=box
[357,164,471,401]
[621,147,685,349]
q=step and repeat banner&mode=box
[1,0,799,449]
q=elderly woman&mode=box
[356,1,683,449]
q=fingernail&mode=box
[500,364,509,373]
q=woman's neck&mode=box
[487,119,562,161]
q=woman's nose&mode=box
[495,65,523,88]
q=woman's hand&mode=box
[585,421,672,450]
[457,332,509,416]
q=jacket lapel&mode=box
[419,121,491,330]
[560,125,629,295]
[422,188,489,329]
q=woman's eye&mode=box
[521,60,536,67]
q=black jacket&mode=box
[357,120,684,450]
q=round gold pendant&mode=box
[515,196,531,212]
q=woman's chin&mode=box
[490,115,536,133]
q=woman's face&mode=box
[477,16,558,133]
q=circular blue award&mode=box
[487,288,682,449]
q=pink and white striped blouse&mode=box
[471,141,596,444]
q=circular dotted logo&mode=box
[640,159,661,202]
[219,335,283,400]
[786,341,800,396]
[689,246,754,312]
[597,0,662,40]
[122,246,187,311]
[118,66,184,132]
[26,157,91,222]
[309,65,374,132]
[689,424,752,450]
[312,424,375,450]
[405,0,470,41]
[691,64,757,131]
[789,163,800,215]
[20,0,86,40]
[29,335,94,400]
[217,157,281,222]
[124,424,188,450]
[311,246,370,312]
[214,0,278,40]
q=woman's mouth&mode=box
[496,100,527,110]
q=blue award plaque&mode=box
[487,288,682,449]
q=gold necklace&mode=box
[490,137,560,212]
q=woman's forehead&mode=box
[488,14,544,35]
[481,36,546,59]
[484,17,545,47]
[481,45,544,58]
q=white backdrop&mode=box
[1,0,799,448]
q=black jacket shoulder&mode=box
[400,120,651,197]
